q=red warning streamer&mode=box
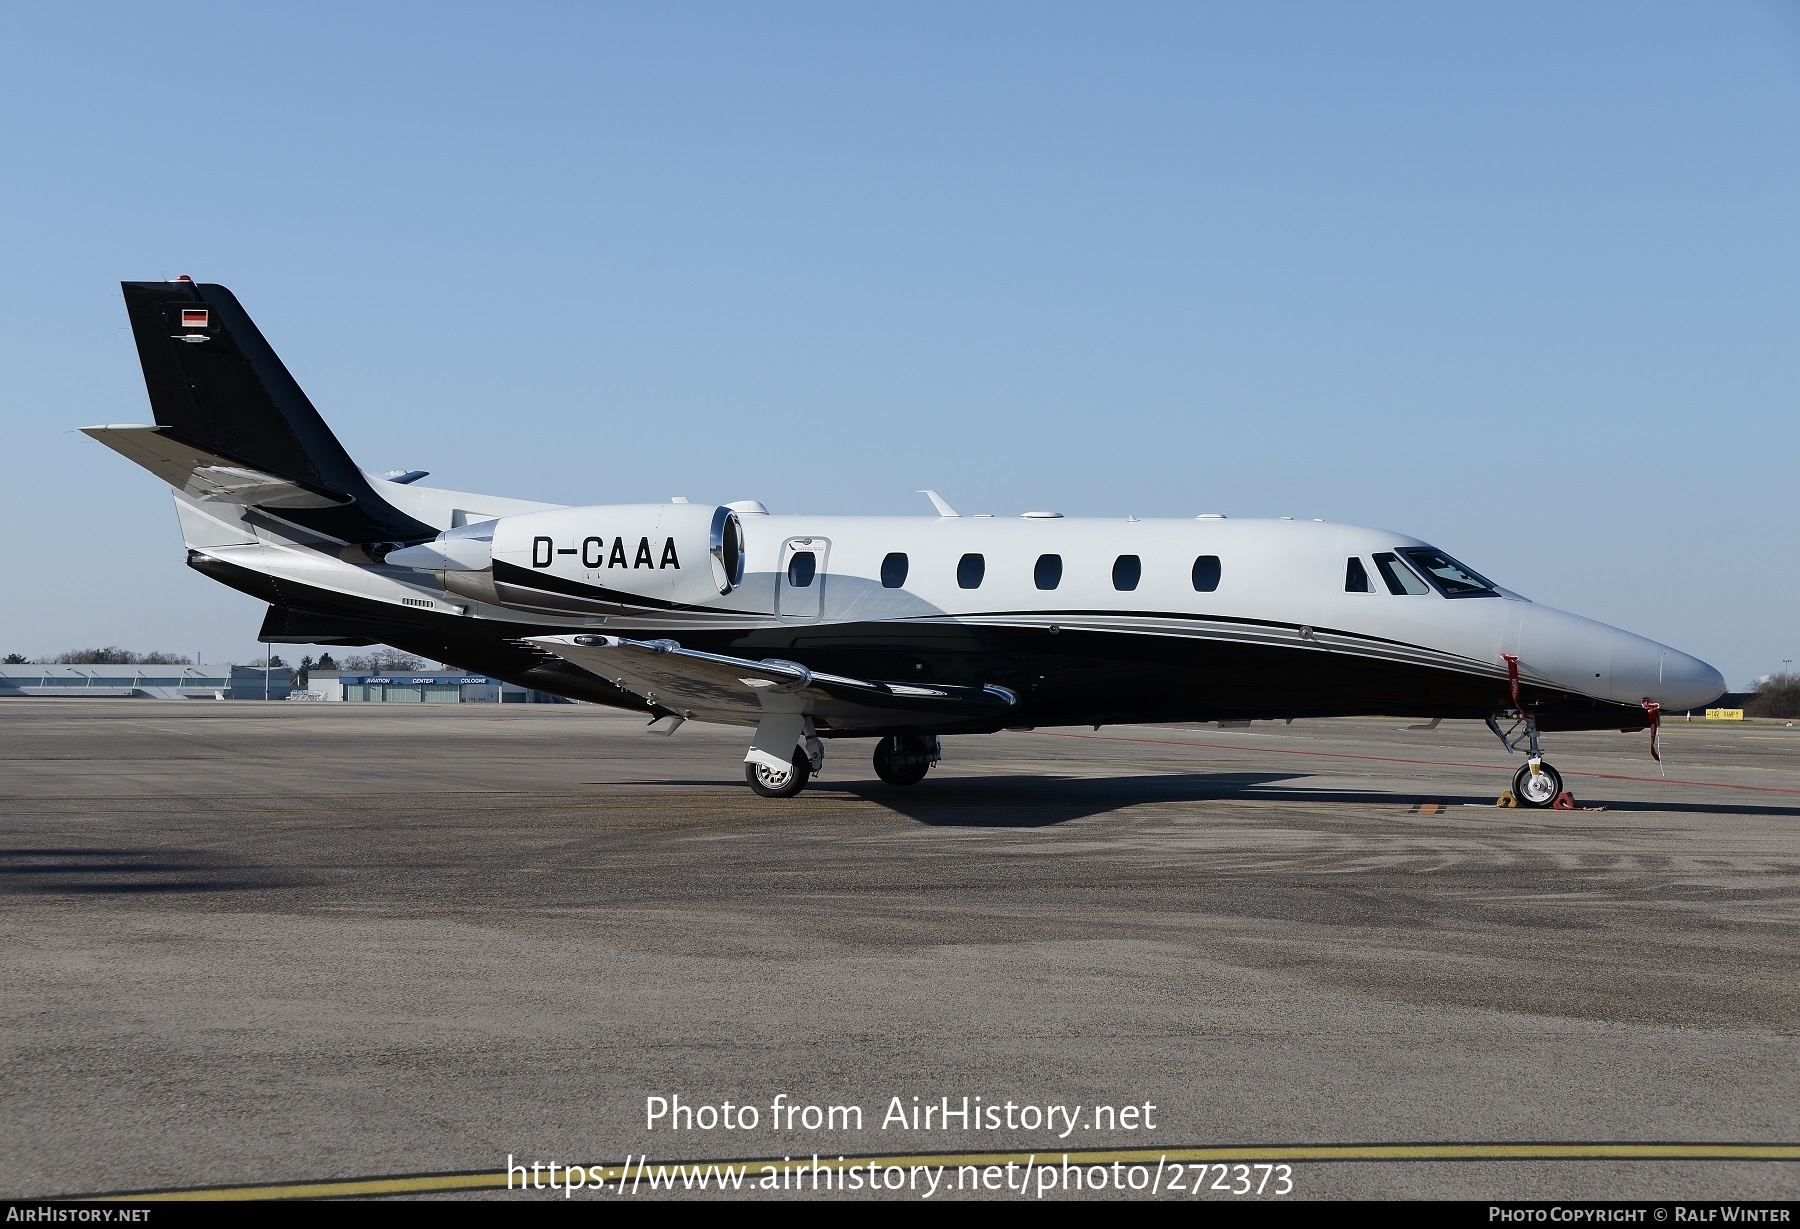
[1501,653,1522,715]
[1643,700,1661,763]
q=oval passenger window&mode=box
[787,551,817,588]
[1112,554,1141,591]
[880,552,908,589]
[1192,555,1221,592]
[1034,554,1062,590]
[957,553,985,589]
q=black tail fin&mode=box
[121,278,434,544]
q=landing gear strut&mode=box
[1486,712,1562,809]
[873,735,939,785]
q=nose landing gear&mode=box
[1487,712,1564,809]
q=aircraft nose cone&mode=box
[1658,649,1727,712]
[1610,632,1726,712]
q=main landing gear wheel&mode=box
[1512,760,1564,809]
[746,751,812,798]
[872,735,933,785]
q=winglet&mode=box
[917,489,960,517]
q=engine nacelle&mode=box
[391,503,746,615]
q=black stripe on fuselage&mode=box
[952,607,1468,657]
[945,608,1498,682]
[491,560,771,616]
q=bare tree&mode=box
[47,648,192,665]
[340,649,427,673]
[1746,674,1800,719]
[51,647,136,664]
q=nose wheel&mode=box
[1488,710,1567,809]
[1511,759,1564,808]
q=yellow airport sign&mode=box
[1705,708,1744,720]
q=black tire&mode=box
[1512,760,1563,808]
[746,751,812,798]
[873,735,933,785]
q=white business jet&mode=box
[85,280,1724,801]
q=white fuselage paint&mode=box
[205,485,1723,715]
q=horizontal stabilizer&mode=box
[256,604,428,646]
[81,424,352,510]
[529,635,1017,732]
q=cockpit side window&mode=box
[1372,552,1429,595]
[1399,548,1500,598]
[1345,557,1372,593]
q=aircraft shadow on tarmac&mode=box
[839,771,1431,828]
[0,847,304,896]
[818,772,1800,828]
[608,769,1800,827]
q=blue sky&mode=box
[2,2,1796,684]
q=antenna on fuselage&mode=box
[917,490,960,517]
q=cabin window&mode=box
[787,551,817,588]
[1398,547,1499,598]
[1112,554,1141,591]
[1345,557,1373,592]
[1191,555,1221,592]
[957,553,985,589]
[1373,552,1429,595]
[880,552,909,589]
[1034,553,1062,590]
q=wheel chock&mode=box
[1552,791,1577,810]
[1495,790,1518,808]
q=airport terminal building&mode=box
[0,664,275,700]
[311,672,567,703]
[332,674,500,703]
[0,666,568,704]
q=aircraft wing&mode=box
[528,634,1019,732]
[81,424,353,510]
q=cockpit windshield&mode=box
[1398,548,1499,598]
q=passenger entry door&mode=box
[777,537,829,621]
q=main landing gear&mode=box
[741,719,943,798]
[872,735,940,786]
[743,714,825,799]
[1486,712,1563,809]
[746,750,813,799]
